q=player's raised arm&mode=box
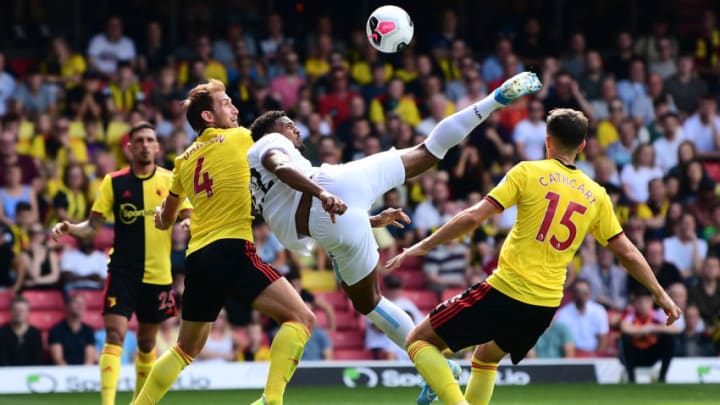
[262,149,347,222]
[51,211,105,241]
[607,233,681,325]
[385,198,499,270]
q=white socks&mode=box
[423,94,503,159]
[365,296,415,349]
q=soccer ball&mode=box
[366,5,414,53]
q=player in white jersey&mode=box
[247,72,542,352]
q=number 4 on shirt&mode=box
[193,157,214,197]
[536,191,587,251]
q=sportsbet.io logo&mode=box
[119,203,155,225]
[27,373,57,393]
[342,367,378,388]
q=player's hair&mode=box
[128,121,155,139]
[546,108,588,151]
[250,110,287,141]
[182,79,226,132]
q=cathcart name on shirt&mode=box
[119,203,155,224]
[181,134,226,160]
[538,173,597,204]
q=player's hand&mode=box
[180,218,191,231]
[385,243,429,271]
[371,208,411,228]
[318,191,347,224]
[154,206,166,229]
[50,221,70,241]
[653,291,682,326]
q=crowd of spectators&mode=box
[0,5,719,371]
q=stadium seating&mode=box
[334,349,375,360]
[315,291,350,311]
[331,330,365,350]
[22,290,65,310]
[395,270,427,290]
[0,310,10,325]
[94,227,115,253]
[335,310,361,331]
[0,290,12,310]
[70,290,105,310]
[29,310,65,331]
[403,290,438,313]
[82,310,105,330]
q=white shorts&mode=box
[309,149,405,285]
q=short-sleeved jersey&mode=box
[484,159,624,307]
[247,133,318,255]
[170,127,254,255]
[92,166,191,285]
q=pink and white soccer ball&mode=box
[366,5,414,53]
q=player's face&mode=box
[129,128,159,166]
[274,116,303,151]
[211,91,239,129]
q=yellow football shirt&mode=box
[170,127,255,255]
[484,159,624,307]
[92,166,192,284]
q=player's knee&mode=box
[105,327,125,346]
[297,306,316,331]
[137,337,156,353]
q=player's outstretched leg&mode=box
[417,359,462,405]
[421,72,542,161]
[406,318,468,405]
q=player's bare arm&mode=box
[370,207,411,228]
[386,199,499,270]
[155,193,182,230]
[607,234,682,325]
[262,149,347,223]
[50,211,105,241]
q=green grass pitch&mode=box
[1,384,718,405]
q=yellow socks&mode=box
[133,345,192,405]
[264,321,310,405]
[100,343,122,405]
[408,341,467,405]
[464,359,498,405]
[133,348,157,400]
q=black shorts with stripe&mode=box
[102,270,177,324]
[182,238,281,322]
[430,282,557,364]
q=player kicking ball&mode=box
[386,108,682,405]
[247,72,541,377]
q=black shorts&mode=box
[430,282,557,364]
[182,239,281,322]
[102,270,177,324]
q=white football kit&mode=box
[247,133,405,285]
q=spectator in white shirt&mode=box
[87,16,137,76]
[557,279,610,356]
[513,99,547,161]
[682,95,720,159]
[620,143,664,204]
[0,52,16,116]
[414,179,451,238]
[653,112,685,173]
[663,213,708,278]
[60,238,107,295]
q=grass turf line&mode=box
[1,384,717,404]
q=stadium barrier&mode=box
[1,358,718,394]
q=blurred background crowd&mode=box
[0,0,719,370]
